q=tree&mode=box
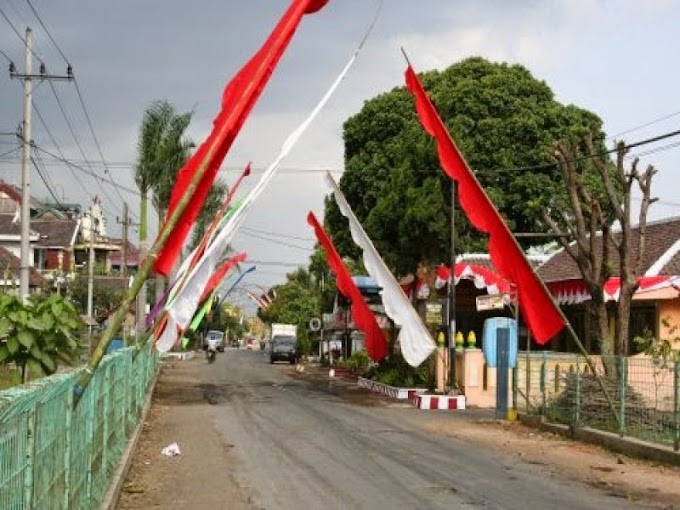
[325,57,604,276]
[0,293,82,383]
[540,135,657,357]
[258,268,320,355]
[189,180,229,251]
[135,100,193,309]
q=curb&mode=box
[99,364,162,510]
[414,394,466,410]
[518,414,680,467]
[357,377,428,400]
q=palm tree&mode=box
[135,100,193,329]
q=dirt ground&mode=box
[117,360,680,509]
[116,360,256,509]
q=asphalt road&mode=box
[206,349,652,510]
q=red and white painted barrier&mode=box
[357,377,428,400]
[413,394,466,410]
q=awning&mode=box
[434,263,513,296]
[547,276,680,305]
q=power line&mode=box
[0,47,13,63]
[0,6,41,62]
[46,79,119,210]
[0,146,21,158]
[492,128,680,175]
[32,99,95,201]
[237,230,313,252]
[611,110,680,139]
[31,154,62,207]
[32,144,140,196]
[242,226,315,243]
[24,0,68,64]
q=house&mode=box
[0,180,138,295]
[536,216,680,354]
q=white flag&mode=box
[325,173,436,367]
[164,49,361,331]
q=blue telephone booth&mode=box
[482,317,518,419]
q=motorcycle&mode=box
[206,337,219,364]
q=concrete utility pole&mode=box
[87,210,96,319]
[9,27,73,300]
[117,202,129,277]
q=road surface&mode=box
[197,349,662,509]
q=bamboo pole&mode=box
[72,2,311,404]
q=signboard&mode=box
[425,302,443,325]
[476,294,505,312]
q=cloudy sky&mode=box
[1,0,679,310]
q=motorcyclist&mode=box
[206,336,219,363]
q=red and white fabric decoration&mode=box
[433,263,513,297]
[548,276,680,305]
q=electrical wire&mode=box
[32,144,140,196]
[24,0,69,64]
[237,230,313,252]
[31,154,63,207]
[33,99,96,200]
[0,146,21,158]
[0,6,42,62]
[242,226,315,242]
[611,110,680,139]
[0,47,13,63]
[46,79,120,210]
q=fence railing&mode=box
[514,352,680,451]
[0,345,159,509]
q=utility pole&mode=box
[117,202,129,277]
[10,27,73,300]
[447,181,457,393]
[87,209,96,320]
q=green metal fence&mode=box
[0,345,159,509]
[515,352,680,451]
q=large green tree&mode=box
[325,57,606,275]
[135,100,193,314]
[257,268,320,355]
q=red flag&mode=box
[198,252,247,303]
[154,0,329,276]
[307,212,388,362]
[405,65,565,344]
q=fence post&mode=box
[540,352,547,415]
[525,352,531,410]
[619,356,627,437]
[674,360,679,452]
[63,389,73,509]
[102,364,111,478]
[23,409,36,508]
[575,357,581,428]
[512,367,518,414]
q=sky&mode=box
[1,0,680,312]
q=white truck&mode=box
[270,323,298,364]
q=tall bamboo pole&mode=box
[73,1,312,404]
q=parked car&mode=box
[203,330,225,352]
[270,335,297,364]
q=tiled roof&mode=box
[31,219,78,247]
[537,216,680,282]
[0,246,43,286]
[455,253,546,271]
[108,238,140,266]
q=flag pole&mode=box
[72,145,218,404]
[400,48,619,423]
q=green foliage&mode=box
[325,57,605,275]
[189,180,229,251]
[68,274,123,319]
[366,353,431,388]
[346,350,371,375]
[0,293,83,383]
[634,317,680,368]
[258,268,321,351]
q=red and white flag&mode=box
[153,0,329,276]
[405,64,565,344]
[307,211,388,363]
[325,174,436,366]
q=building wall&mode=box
[658,298,680,346]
